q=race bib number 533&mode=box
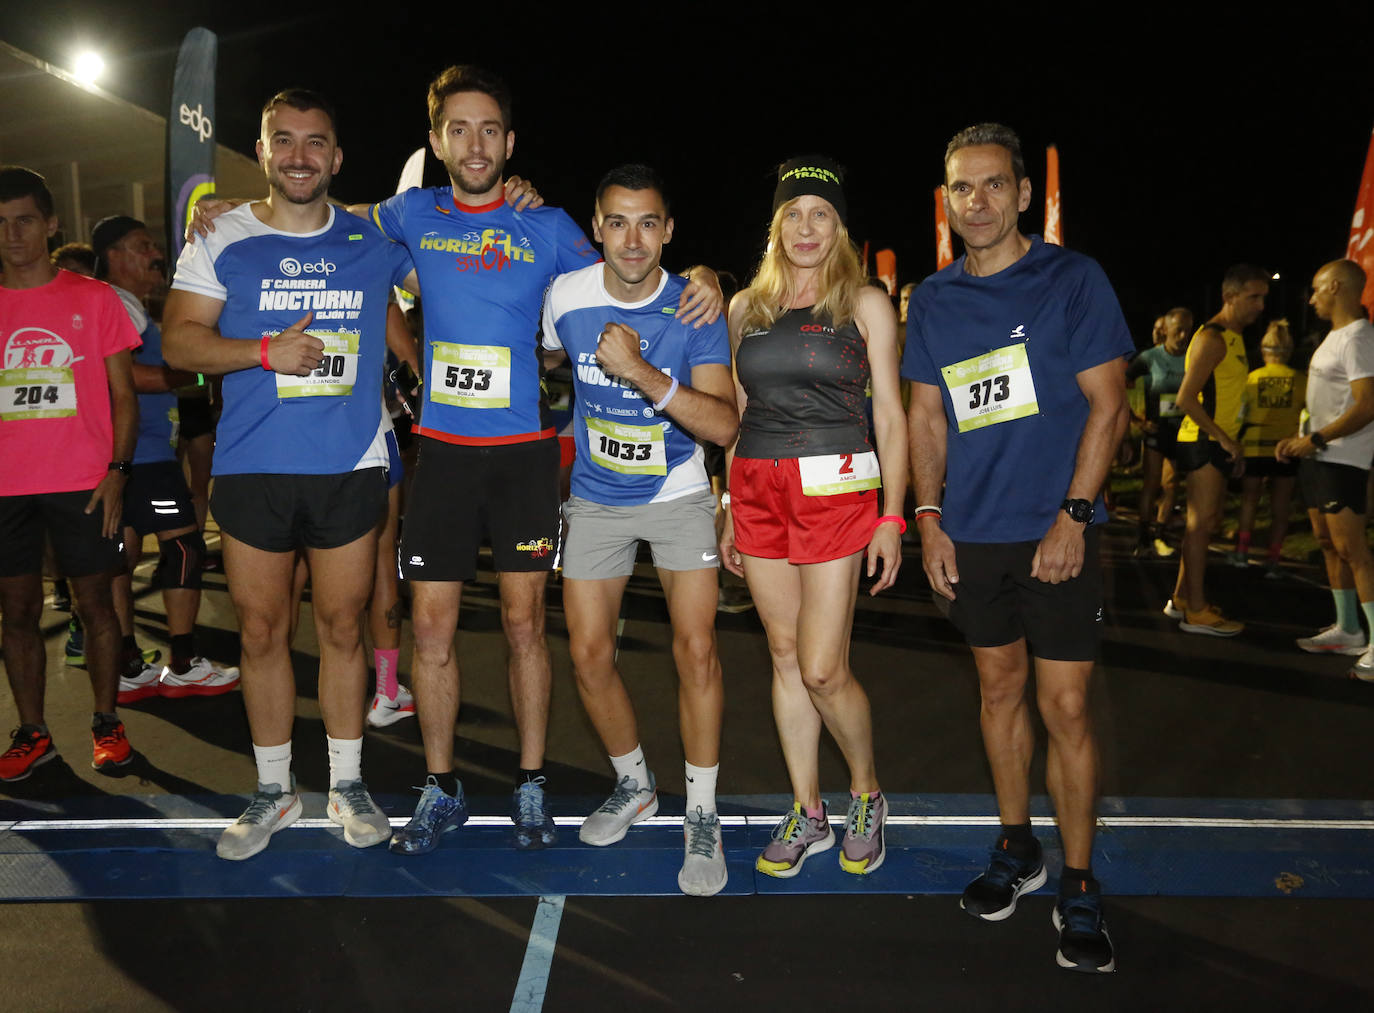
[430,342,511,409]
[940,342,1039,433]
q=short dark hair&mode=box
[595,164,670,218]
[51,242,95,273]
[0,166,55,218]
[944,123,1026,183]
[428,65,512,134]
[1221,263,1270,299]
[261,89,338,137]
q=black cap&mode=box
[91,215,146,275]
[772,155,846,224]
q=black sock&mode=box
[998,823,1038,859]
[170,634,195,673]
[121,634,138,659]
[92,711,120,732]
[1059,865,1096,897]
[518,767,545,788]
[428,771,460,798]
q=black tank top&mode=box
[735,307,872,459]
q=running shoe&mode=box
[579,772,659,846]
[64,617,84,667]
[1053,884,1116,973]
[389,775,468,855]
[1296,624,1366,656]
[1226,550,1249,568]
[755,802,834,879]
[327,779,392,848]
[91,719,133,771]
[512,776,558,850]
[716,585,755,614]
[839,791,887,874]
[1350,645,1374,683]
[1161,596,1187,620]
[1179,605,1243,637]
[366,684,416,728]
[678,806,727,897]
[0,725,56,782]
[1152,538,1177,559]
[217,779,302,861]
[159,658,241,698]
[961,839,1047,920]
[117,660,163,704]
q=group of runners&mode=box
[43,62,1374,975]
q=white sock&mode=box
[327,735,363,788]
[610,744,648,787]
[252,741,292,793]
[685,761,718,814]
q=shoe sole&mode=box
[0,747,58,783]
[388,807,469,856]
[961,864,1048,921]
[838,838,886,875]
[1178,619,1242,637]
[366,705,416,728]
[1296,641,1367,656]
[328,805,393,848]
[117,684,162,705]
[1052,906,1117,973]
[755,826,836,879]
[159,680,240,699]
[1161,602,1185,619]
[579,794,659,846]
[1350,666,1374,683]
[217,795,303,861]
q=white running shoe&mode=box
[1162,597,1187,620]
[579,772,659,846]
[678,807,728,897]
[117,662,162,704]
[1296,624,1367,656]
[327,779,392,848]
[367,684,416,728]
[217,780,301,861]
[160,658,241,698]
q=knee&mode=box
[502,605,545,653]
[978,670,1028,713]
[1315,532,1336,556]
[153,531,205,590]
[672,630,718,686]
[313,605,364,651]
[410,612,455,663]
[798,656,848,697]
[1038,686,1090,731]
[237,609,286,657]
[569,633,614,685]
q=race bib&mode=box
[431,342,511,409]
[1158,393,1182,418]
[586,417,667,475]
[1,366,77,420]
[798,451,881,496]
[941,342,1039,433]
[275,331,360,399]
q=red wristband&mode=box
[260,334,272,371]
[913,509,942,523]
[875,514,907,534]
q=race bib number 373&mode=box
[941,342,1039,433]
[1,366,77,420]
[430,342,511,409]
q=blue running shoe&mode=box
[512,776,557,850]
[64,617,85,667]
[1053,884,1116,973]
[389,775,468,855]
[961,838,1047,920]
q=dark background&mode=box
[4,2,1372,343]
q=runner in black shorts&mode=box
[0,167,141,783]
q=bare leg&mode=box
[410,579,463,772]
[0,573,47,725]
[70,571,121,713]
[306,532,377,740]
[223,534,297,747]
[1035,658,1099,868]
[969,641,1033,826]
[500,569,551,770]
[564,574,638,757]
[1173,462,1227,607]
[659,566,724,768]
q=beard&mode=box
[446,153,505,197]
[268,166,332,205]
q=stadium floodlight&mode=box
[73,51,104,85]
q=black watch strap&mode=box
[108,460,133,475]
[1061,498,1094,524]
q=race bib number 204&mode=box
[940,342,1039,433]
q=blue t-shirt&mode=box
[1126,344,1188,423]
[114,285,178,466]
[901,237,1133,543]
[370,188,598,445]
[171,205,413,476]
[542,266,730,505]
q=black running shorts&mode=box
[123,460,197,535]
[947,526,1104,662]
[1299,459,1369,515]
[1174,436,1234,476]
[211,469,387,552]
[0,490,123,578]
[399,436,561,582]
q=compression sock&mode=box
[1333,588,1360,633]
[1361,600,1374,641]
[253,741,292,792]
[326,735,363,788]
[685,761,719,813]
[374,648,400,699]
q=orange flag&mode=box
[875,250,897,294]
[934,186,953,270]
[1346,125,1374,314]
[1044,144,1062,246]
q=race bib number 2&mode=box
[941,342,1039,433]
[275,331,360,399]
[798,451,881,496]
[586,417,667,475]
[430,342,511,409]
[1,367,77,420]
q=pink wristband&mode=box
[875,514,907,534]
[260,334,272,371]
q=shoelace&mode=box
[334,781,376,815]
[770,809,807,843]
[983,847,1034,887]
[93,725,124,747]
[596,775,641,814]
[4,729,42,757]
[846,796,877,839]
[685,807,718,858]
[240,789,287,825]
[516,778,549,825]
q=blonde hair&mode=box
[737,199,866,335]
[1261,318,1292,353]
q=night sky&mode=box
[4,3,1373,343]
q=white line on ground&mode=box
[510,894,565,1013]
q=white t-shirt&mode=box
[1306,318,1374,469]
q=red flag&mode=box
[1346,125,1374,314]
[875,250,897,295]
[934,186,953,270]
[1044,144,1062,246]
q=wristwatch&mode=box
[1061,498,1094,524]
[108,460,133,476]
[1310,431,1328,451]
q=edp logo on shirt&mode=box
[279,257,337,278]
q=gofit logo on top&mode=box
[279,257,336,277]
[179,103,213,143]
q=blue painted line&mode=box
[510,895,564,1013]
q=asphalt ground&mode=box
[3,513,1373,1011]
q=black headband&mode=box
[773,156,847,224]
